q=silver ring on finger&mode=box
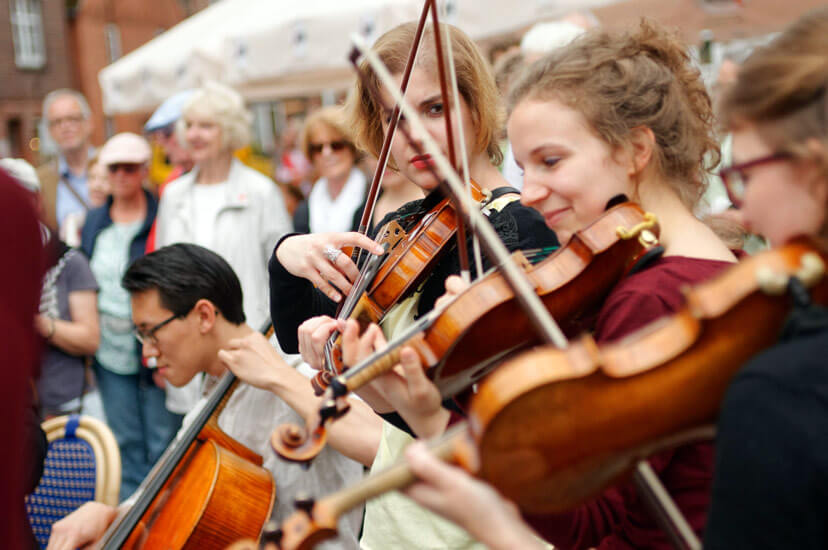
[323,244,342,263]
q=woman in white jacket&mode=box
[155,82,292,414]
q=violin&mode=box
[272,200,661,464]
[309,0,482,394]
[316,181,489,391]
[94,322,276,549]
[271,238,828,549]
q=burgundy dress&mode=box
[525,255,735,550]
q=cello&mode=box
[94,321,276,549]
[271,238,828,549]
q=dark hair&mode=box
[122,244,245,324]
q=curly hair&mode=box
[509,19,720,209]
[344,21,503,167]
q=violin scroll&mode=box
[271,397,350,465]
[270,423,328,466]
[310,371,334,396]
[274,501,339,550]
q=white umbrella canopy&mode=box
[99,0,260,115]
[222,0,553,100]
[222,0,420,101]
[99,0,622,114]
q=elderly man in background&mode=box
[36,89,97,235]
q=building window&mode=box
[10,0,46,69]
[105,23,122,63]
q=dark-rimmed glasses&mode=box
[134,313,180,346]
[308,140,348,157]
[719,152,791,208]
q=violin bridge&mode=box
[378,219,406,249]
[509,250,532,271]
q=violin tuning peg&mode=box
[330,375,348,398]
[259,521,283,548]
[319,400,338,421]
[294,492,316,514]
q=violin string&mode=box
[438,0,484,280]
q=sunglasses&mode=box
[108,163,143,174]
[309,140,349,157]
[718,152,791,209]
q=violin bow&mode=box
[350,0,430,268]
[350,0,478,281]
[423,0,474,280]
[434,0,484,280]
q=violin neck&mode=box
[339,312,435,392]
[322,423,471,518]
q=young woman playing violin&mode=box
[267,20,557,361]
[704,8,828,549]
[344,20,739,549]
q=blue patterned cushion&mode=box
[26,415,97,549]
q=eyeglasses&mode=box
[48,114,85,128]
[133,312,181,346]
[108,163,142,174]
[719,152,791,208]
[308,140,349,157]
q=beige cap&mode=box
[98,132,151,165]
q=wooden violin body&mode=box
[322,183,487,378]
[467,238,828,514]
[272,239,828,549]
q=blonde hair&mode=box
[178,82,252,151]
[509,20,719,209]
[344,22,503,167]
[299,106,359,161]
[720,7,828,172]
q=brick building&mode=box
[1,0,208,163]
[0,0,74,162]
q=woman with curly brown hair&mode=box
[397,19,739,549]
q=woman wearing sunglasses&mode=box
[80,132,183,499]
[292,106,368,235]
[705,8,828,549]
